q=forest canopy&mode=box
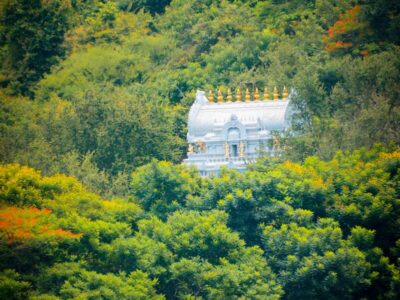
[0,147,400,298]
[1,0,399,189]
[0,0,399,299]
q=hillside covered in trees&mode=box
[1,148,400,299]
[0,0,400,299]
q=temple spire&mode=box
[264,87,270,100]
[208,90,214,102]
[273,86,279,100]
[217,89,223,103]
[282,86,288,99]
[236,88,242,102]
[227,88,232,102]
[245,88,251,101]
[254,87,260,101]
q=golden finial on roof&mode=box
[245,88,251,101]
[273,86,279,100]
[208,90,214,102]
[254,87,260,101]
[236,87,242,102]
[227,88,232,102]
[264,87,270,100]
[217,89,223,103]
[282,86,288,99]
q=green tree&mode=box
[130,160,202,219]
[0,0,72,96]
[118,0,171,15]
[0,269,30,300]
[262,218,371,299]
[37,262,164,299]
[105,210,283,299]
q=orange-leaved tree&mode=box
[323,5,370,56]
[0,206,81,245]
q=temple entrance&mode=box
[228,127,240,158]
[231,144,238,157]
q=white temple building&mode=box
[183,87,293,176]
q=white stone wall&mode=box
[183,90,291,176]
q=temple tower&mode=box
[184,88,292,176]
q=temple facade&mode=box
[183,87,292,176]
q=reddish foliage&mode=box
[0,206,81,245]
[323,5,363,52]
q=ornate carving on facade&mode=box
[184,90,292,176]
[197,141,206,153]
[225,142,230,159]
[239,142,245,158]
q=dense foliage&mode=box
[1,0,399,298]
[0,147,399,298]
[0,0,399,195]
